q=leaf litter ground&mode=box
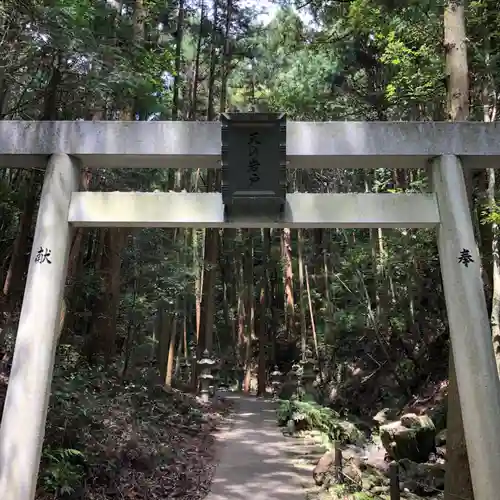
[0,364,233,500]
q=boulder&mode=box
[435,446,446,460]
[337,420,365,445]
[342,459,363,488]
[435,428,447,446]
[371,485,389,495]
[362,471,389,492]
[398,458,445,495]
[313,450,363,488]
[362,476,374,491]
[313,450,335,486]
[380,413,435,462]
[373,407,398,426]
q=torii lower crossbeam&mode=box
[68,192,440,228]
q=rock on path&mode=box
[205,394,315,500]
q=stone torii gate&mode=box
[0,119,499,500]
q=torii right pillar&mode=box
[433,154,500,499]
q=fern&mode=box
[41,447,86,496]
[277,399,363,444]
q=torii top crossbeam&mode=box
[2,120,500,169]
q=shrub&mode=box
[41,448,86,496]
[276,399,364,444]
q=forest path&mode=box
[205,393,321,500]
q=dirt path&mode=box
[206,394,321,500]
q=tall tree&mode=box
[443,1,474,498]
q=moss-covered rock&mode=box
[398,458,445,495]
[380,413,435,462]
[372,407,398,426]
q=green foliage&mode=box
[276,399,364,444]
[36,340,224,498]
[41,448,86,496]
[352,492,376,500]
[267,49,341,119]
[1,0,496,495]
[480,201,500,225]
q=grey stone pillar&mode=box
[433,155,500,499]
[0,154,80,500]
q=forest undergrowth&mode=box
[276,367,449,500]
[0,343,232,500]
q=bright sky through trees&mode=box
[244,0,312,25]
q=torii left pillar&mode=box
[0,154,80,500]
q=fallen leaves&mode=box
[24,366,234,500]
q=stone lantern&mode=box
[180,357,191,383]
[197,349,216,403]
[301,348,318,398]
[289,362,302,399]
[270,365,283,399]
[189,340,197,388]
[210,358,221,397]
